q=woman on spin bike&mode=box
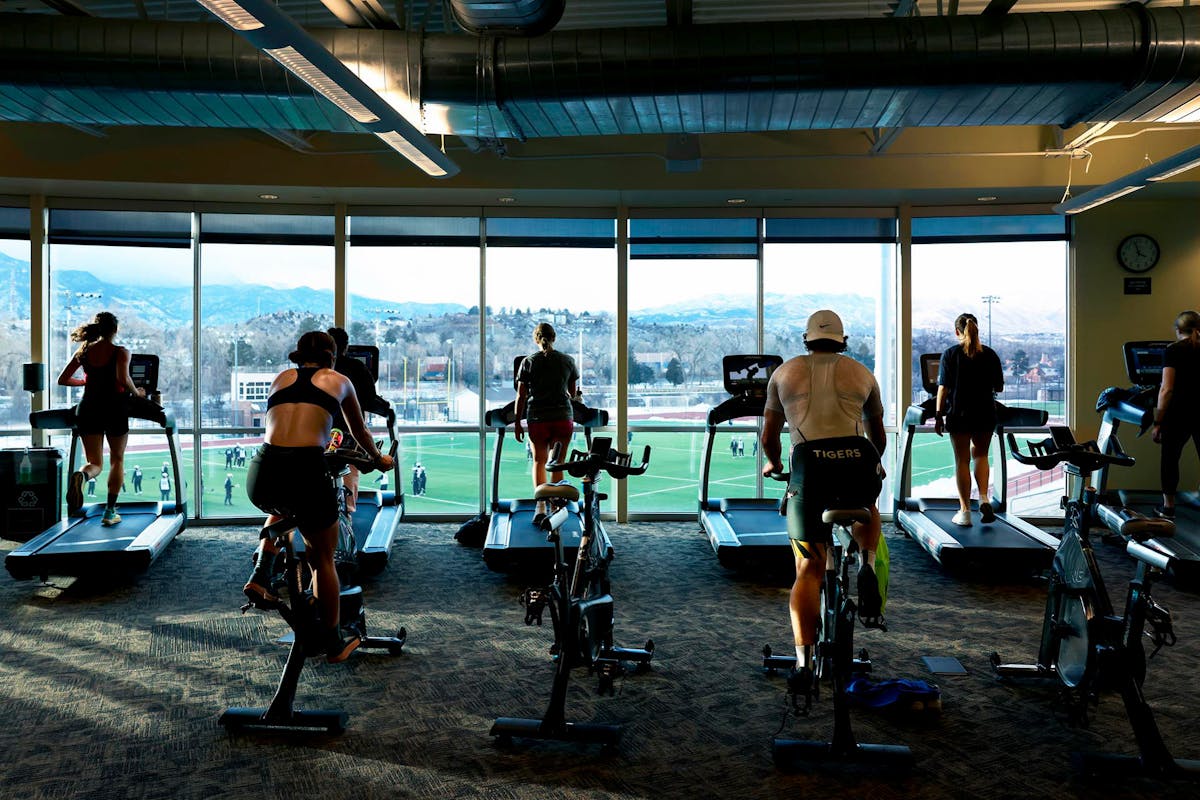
[244,331,394,663]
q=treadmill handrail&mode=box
[706,394,768,428]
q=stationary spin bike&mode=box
[992,426,1200,779]
[491,436,653,747]
[220,443,406,736]
[761,469,913,768]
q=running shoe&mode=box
[979,502,996,524]
[67,471,85,513]
[1156,506,1176,520]
[857,563,884,623]
[787,665,814,697]
[951,510,972,527]
[324,630,362,664]
[100,507,122,527]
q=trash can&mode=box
[1,447,63,542]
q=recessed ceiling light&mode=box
[726,198,746,205]
[498,196,516,203]
[976,196,997,202]
[258,193,280,200]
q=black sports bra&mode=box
[266,367,342,418]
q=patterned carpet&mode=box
[1,517,1198,800]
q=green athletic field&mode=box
[42,414,1056,519]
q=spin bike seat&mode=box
[534,482,580,503]
[822,508,872,527]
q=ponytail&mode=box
[955,313,981,358]
[70,311,118,349]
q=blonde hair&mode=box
[533,322,556,350]
[70,311,118,344]
[955,313,981,357]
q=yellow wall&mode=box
[1073,198,1200,491]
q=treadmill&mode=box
[1093,340,1200,586]
[341,344,403,577]
[6,354,188,581]
[481,356,610,575]
[894,353,1058,577]
[698,353,788,571]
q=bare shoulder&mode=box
[271,368,298,390]
[314,367,350,395]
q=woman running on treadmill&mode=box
[1151,310,1200,519]
[933,312,1004,527]
[513,323,580,524]
[57,311,146,527]
[243,331,394,663]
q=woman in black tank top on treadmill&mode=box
[244,330,394,663]
[57,311,146,528]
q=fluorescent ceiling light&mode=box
[193,0,458,178]
[375,131,449,177]
[1055,184,1141,215]
[1145,157,1200,182]
[194,0,264,30]
[265,46,380,124]
[1054,141,1200,214]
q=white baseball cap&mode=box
[804,309,846,342]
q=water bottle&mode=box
[18,451,32,485]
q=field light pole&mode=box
[981,295,1001,346]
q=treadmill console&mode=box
[346,344,380,382]
[723,354,783,396]
[129,353,159,392]
[918,353,940,396]
[1123,340,1170,387]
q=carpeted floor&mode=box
[0,518,1198,800]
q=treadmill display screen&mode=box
[920,353,941,395]
[723,354,783,395]
[1123,340,1169,386]
[129,353,159,392]
[346,344,380,382]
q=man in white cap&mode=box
[760,309,888,701]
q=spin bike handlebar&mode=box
[1006,430,1134,473]
[546,441,652,480]
[326,439,398,476]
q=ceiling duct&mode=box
[1,6,1199,140]
[447,0,565,37]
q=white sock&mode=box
[795,645,812,668]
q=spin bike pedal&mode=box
[1144,598,1177,653]
[521,587,550,626]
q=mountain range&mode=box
[0,253,1065,335]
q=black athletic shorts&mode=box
[74,396,130,437]
[247,444,338,530]
[786,436,882,546]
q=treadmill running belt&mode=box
[720,509,786,535]
[922,509,1051,551]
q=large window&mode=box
[347,215,482,514]
[0,206,31,448]
[485,217,617,413]
[13,203,1074,523]
[627,217,759,513]
[910,214,1069,516]
[198,213,334,517]
[763,217,898,425]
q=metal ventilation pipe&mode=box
[0,6,1199,139]
[446,0,565,36]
